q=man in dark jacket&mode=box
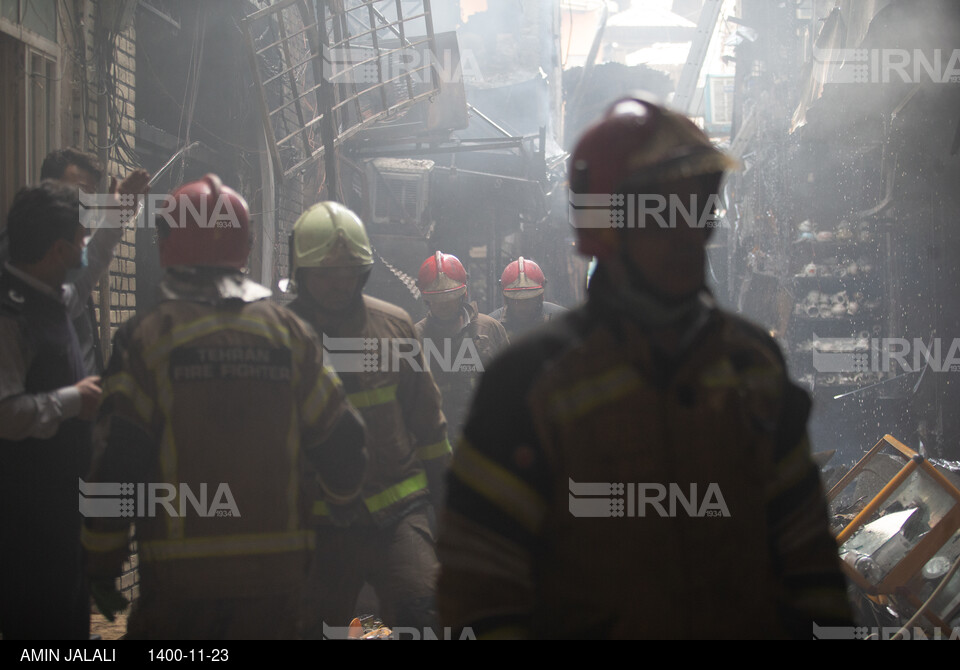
[0,182,102,639]
[40,149,148,375]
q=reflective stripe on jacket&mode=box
[84,273,354,598]
[291,294,450,526]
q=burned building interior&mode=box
[2,0,960,640]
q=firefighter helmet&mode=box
[158,174,250,269]
[500,257,546,299]
[292,201,374,272]
[569,96,737,258]
[417,251,467,302]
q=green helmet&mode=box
[292,201,374,272]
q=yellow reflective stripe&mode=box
[547,366,641,422]
[81,527,128,553]
[313,473,428,516]
[700,359,781,390]
[416,437,452,462]
[451,441,546,534]
[303,365,343,424]
[364,472,428,513]
[347,384,397,409]
[144,314,295,369]
[101,372,154,423]
[140,531,314,562]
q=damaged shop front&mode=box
[725,0,960,636]
[241,0,573,320]
[728,0,960,464]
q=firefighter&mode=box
[82,175,366,639]
[414,251,509,441]
[288,202,451,638]
[437,97,853,638]
[488,256,566,338]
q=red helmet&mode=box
[569,96,736,258]
[501,257,545,299]
[417,251,467,302]
[158,174,250,269]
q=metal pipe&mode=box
[467,104,514,139]
[567,2,609,117]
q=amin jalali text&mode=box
[20,648,116,662]
[18,647,231,663]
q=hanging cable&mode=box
[176,5,207,185]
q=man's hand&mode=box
[112,169,151,197]
[100,170,151,231]
[76,376,102,421]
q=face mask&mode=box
[63,238,89,274]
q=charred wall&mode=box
[731,0,960,460]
